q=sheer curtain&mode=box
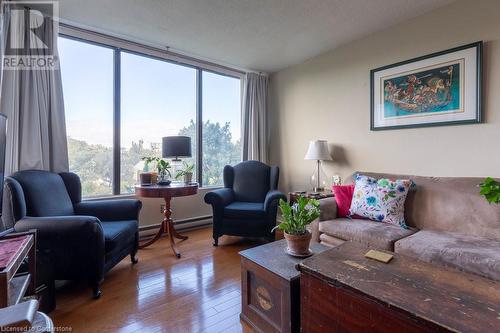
[0,6,68,175]
[242,72,268,163]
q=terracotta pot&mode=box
[284,231,312,256]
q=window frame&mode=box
[59,25,244,196]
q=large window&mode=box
[202,71,241,186]
[120,52,197,194]
[59,37,114,197]
[59,35,242,197]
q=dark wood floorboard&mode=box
[50,227,260,333]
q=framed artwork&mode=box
[370,41,482,130]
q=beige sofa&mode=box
[310,172,500,281]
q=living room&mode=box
[0,0,499,332]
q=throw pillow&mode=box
[349,174,412,228]
[332,185,355,218]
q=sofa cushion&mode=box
[395,230,500,281]
[224,202,266,219]
[319,218,416,250]
[101,220,138,253]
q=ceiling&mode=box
[58,0,455,73]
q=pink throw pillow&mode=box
[332,185,355,218]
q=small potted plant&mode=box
[273,197,320,257]
[480,177,500,204]
[175,161,195,183]
[156,159,172,185]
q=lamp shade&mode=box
[304,140,332,161]
[162,136,192,160]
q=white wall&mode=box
[269,0,500,193]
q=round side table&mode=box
[135,183,198,258]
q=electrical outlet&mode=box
[160,204,165,213]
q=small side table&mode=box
[135,183,198,258]
[288,190,334,204]
[239,239,328,333]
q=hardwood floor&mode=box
[50,227,262,332]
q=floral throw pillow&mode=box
[349,175,412,228]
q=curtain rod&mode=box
[58,22,247,76]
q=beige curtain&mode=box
[0,6,68,175]
[242,72,268,162]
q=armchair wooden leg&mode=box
[213,236,219,247]
[130,252,138,264]
[91,283,102,299]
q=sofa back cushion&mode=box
[11,170,75,217]
[350,172,500,240]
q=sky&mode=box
[58,37,241,148]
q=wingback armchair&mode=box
[204,160,286,245]
[2,170,142,300]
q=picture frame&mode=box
[370,41,482,131]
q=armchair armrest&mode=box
[14,216,104,249]
[204,188,234,207]
[264,190,286,211]
[75,199,142,222]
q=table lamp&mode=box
[304,140,332,192]
[162,136,192,161]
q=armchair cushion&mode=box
[224,202,265,219]
[11,170,74,217]
[75,199,142,222]
[101,220,138,252]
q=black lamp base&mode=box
[157,180,171,186]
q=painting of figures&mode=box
[383,62,461,118]
[371,42,481,130]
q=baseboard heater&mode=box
[139,215,212,237]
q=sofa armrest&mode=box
[75,199,142,222]
[319,197,337,221]
[308,197,338,243]
[264,190,286,212]
[204,188,234,207]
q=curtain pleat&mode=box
[0,8,68,175]
[242,72,268,163]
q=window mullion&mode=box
[113,48,121,195]
[196,69,203,186]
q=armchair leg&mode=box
[90,282,102,299]
[130,252,138,264]
[213,236,219,247]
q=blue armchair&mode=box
[204,160,286,245]
[2,170,141,300]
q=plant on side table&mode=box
[156,159,172,185]
[480,177,500,204]
[273,196,320,257]
[175,161,195,183]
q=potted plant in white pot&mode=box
[175,161,195,183]
[156,159,172,185]
[273,197,320,257]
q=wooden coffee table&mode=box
[239,239,329,333]
[298,242,500,333]
[135,183,198,258]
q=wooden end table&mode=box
[288,190,334,204]
[239,239,328,333]
[135,183,198,258]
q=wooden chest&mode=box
[298,242,500,333]
[239,240,328,333]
